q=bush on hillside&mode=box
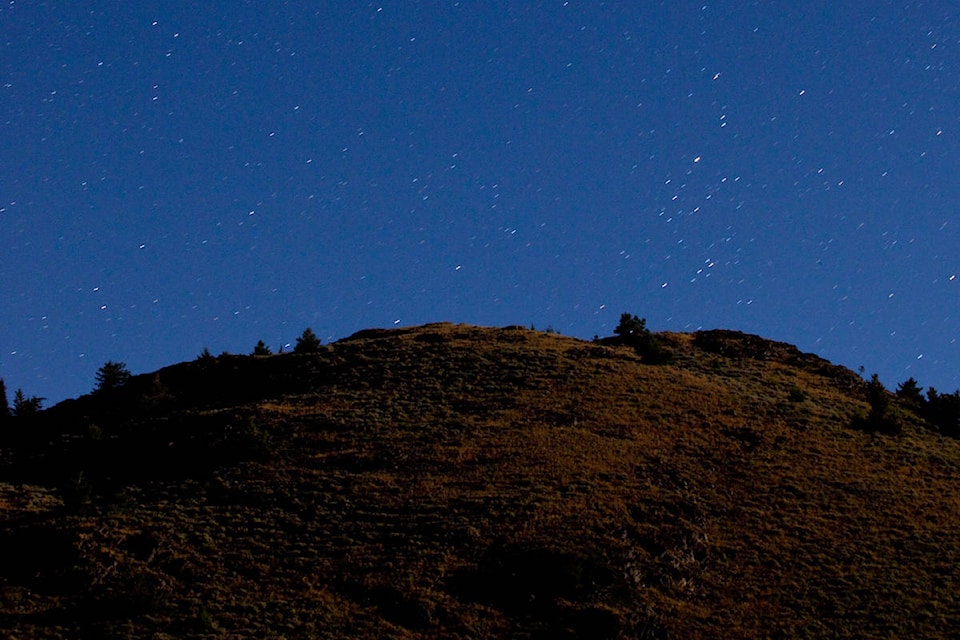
[613,313,670,364]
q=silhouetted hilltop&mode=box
[1,322,958,638]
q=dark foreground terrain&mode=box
[1,323,958,638]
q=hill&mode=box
[1,322,959,638]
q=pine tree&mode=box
[253,340,273,356]
[895,377,924,409]
[294,328,322,354]
[922,387,960,437]
[866,374,889,423]
[0,378,10,419]
[865,374,899,434]
[94,361,132,392]
[12,389,42,416]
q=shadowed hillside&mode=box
[1,322,958,639]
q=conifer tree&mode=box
[253,340,272,356]
[866,374,889,423]
[294,327,322,354]
[12,389,42,416]
[865,374,900,434]
[0,378,10,419]
[95,361,132,392]
[895,377,924,408]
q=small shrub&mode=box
[196,603,218,633]
[451,543,615,613]
[59,470,94,511]
[139,373,175,412]
[788,386,807,403]
[214,417,275,462]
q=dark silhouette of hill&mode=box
[1,322,958,638]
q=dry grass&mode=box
[1,322,958,638]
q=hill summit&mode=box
[1,322,959,638]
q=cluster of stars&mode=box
[0,2,958,403]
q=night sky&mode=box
[3,2,959,405]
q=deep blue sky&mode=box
[3,2,959,405]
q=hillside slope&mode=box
[1,323,958,639]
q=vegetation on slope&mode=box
[1,322,959,638]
